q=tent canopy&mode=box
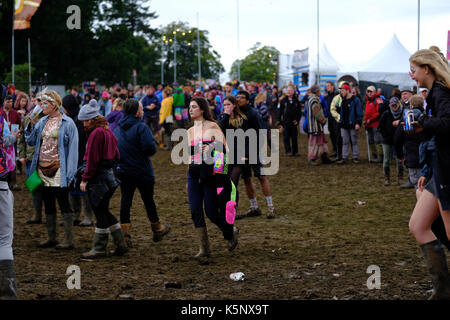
[338,34,416,86]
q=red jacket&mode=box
[1,107,21,130]
[363,94,383,128]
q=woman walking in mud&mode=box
[187,97,239,264]
[76,100,128,259]
[408,46,450,299]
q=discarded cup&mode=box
[357,201,366,206]
[229,272,245,281]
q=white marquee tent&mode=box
[337,34,416,87]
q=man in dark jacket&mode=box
[141,85,162,147]
[325,81,339,158]
[114,99,170,246]
[277,85,302,156]
[235,91,276,219]
[336,84,363,164]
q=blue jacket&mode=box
[114,114,157,181]
[339,95,363,128]
[141,94,161,118]
[97,99,112,117]
[25,114,79,188]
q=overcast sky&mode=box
[148,0,450,82]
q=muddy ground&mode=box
[11,131,446,300]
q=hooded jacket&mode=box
[114,114,157,181]
[364,94,383,128]
[141,94,161,118]
[418,81,450,186]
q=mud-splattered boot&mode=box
[384,167,390,186]
[420,240,450,300]
[121,223,132,248]
[109,224,129,256]
[55,213,75,250]
[0,260,17,300]
[151,220,171,242]
[192,226,211,265]
[82,229,109,259]
[37,214,58,248]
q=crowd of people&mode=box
[1,45,450,300]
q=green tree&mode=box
[3,63,35,92]
[98,0,158,41]
[159,22,224,84]
[230,43,279,82]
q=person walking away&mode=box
[77,101,128,258]
[114,99,170,247]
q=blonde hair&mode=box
[112,98,125,111]
[39,90,62,113]
[409,46,450,89]
[410,94,425,109]
[255,91,266,105]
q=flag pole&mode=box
[12,1,15,85]
[28,38,32,93]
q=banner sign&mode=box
[291,48,309,70]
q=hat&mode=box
[399,85,413,93]
[78,99,100,121]
[102,91,109,99]
[389,96,400,106]
[341,84,351,92]
[419,87,428,93]
[366,85,376,92]
[62,95,80,119]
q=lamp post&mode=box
[166,28,193,85]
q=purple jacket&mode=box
[106,110,124,134]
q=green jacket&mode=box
[17,112,45,161]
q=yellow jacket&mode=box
[159,96,173,124]
[330,94,342,123]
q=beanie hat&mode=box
[62,95,80,119]
[102,91,109,99]
[78,99,100,121]
[389,96,400,106]
[341,84,351,92]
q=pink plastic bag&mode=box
[226,201,237,225]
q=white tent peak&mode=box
[309,44,341,72]
[362,34,413,73]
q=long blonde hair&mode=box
[409,46,450,89]
[255,91,266,105]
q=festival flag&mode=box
[14,0,42,30]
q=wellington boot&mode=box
[38,214,58,248]
[420,240,450,300]
[0,260,17,300]
[227,227,239,252]
[151,220,171,242]
[121,223,132,248]
[55,213,74,250]
[109,224,129,256]
[82,230,109,259]
[192,226,211,260]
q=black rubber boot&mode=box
[0,260,17,300]
[420,240,450,300]
[383,167,390,186]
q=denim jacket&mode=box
[25,113,79,188]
